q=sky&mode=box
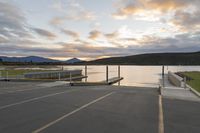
[0,0,200,60]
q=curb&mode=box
[187,84,200,98]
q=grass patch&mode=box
[0,70,52,77]
[181,72,200,93]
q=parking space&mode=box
[163,98,200,133]
[0,82,159,133]
[0,82,199,133]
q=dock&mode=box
[0,70,86,82]
[24,70,82,79]
[70,77,124,86]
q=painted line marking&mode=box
[0,83,67,95]
[32,91,115,133]
[0,87,48,94]
[0,89,77,110]
[159,95,164,133]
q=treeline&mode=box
[82,51,200,65]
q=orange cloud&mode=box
[113,0,191,19]
[88,30,101,40]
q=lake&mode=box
[1,65,200,87]
[61,65,200,87]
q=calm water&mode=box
[61,65,200,87]
[1,65,200,87]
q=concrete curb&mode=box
[187,84,200,98]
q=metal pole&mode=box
[184,77,187,89]
[106,65,108,83]
[85,65,87,82]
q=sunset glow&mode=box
[0,0,200,60]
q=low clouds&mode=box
[104,31,119,40]
[0,35,8,43]
[0,1,31,39]
[0,1,25,30]
[32,28,56,39]
[88,30,101,40]
[113,0,200,32]
[2,30,200,59]
[113,0,190,19]
[61,29,79,38]
[50,0,95,26]
[171,10,200,31]
[0,1,57,41]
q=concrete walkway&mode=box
[160,75,200,102]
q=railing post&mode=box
[184,76,187,89]
[6,71,8,81]
[106,65,108,83]
[58,73,61,81]
[70,72,72,83]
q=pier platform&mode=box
[70,77,124,86]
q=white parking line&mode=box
[0,86,48,95]
[0,83,68,95]
[159,95,164,133]
[0,89,77,110]
[32,91,115,133]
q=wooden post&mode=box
[118,65,121,86]
[118,65,120,78]
[106,65,108,83]
[85,65,87,82]
[162,65,164,87]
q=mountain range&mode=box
[0,56,82,64]
[1,51,200,65]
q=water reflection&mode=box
[1,65,200,87]
[62,65,200,87]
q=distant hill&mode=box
[1,51,200,65]
[0,56,59,63]
[84,51,200,65]
[0,56,83,64]
[65,58,83,64]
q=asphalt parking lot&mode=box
[0,81,199,133]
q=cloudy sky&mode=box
[0,0,200,60]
